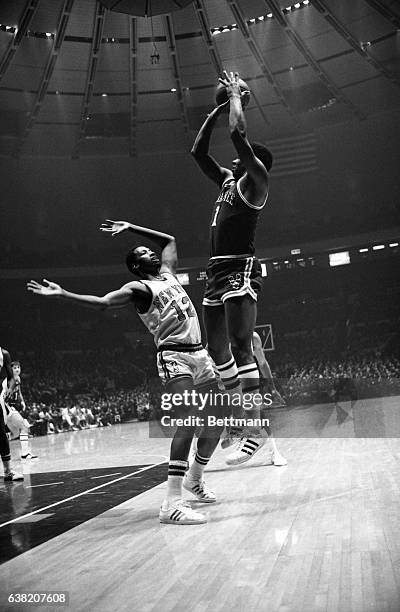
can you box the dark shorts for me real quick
[202,256,263,307]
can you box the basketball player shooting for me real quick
[191,70,273,465]
[27,220,225,525]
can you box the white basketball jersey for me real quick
[138,272,201,348]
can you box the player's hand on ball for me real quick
[27,279,63,297]
[219,70,242,98]
[100,219,131,236]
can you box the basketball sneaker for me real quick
[4,471,24,482]
[220,426,242,449]
[226,436,265,465]
[159,499,207,525]
[183,475,216,503]
[21,452,38,460]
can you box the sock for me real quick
[164,460,188,507]
[215,357,244,437]
[238,362,261,435]
[188,452,210,480]
[20,433,30,456]
[215,357,241,394]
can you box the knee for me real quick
[230,336,252,364]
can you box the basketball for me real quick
[215,78,250,111]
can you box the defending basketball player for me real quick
[0,347,24,481]
[27,220,224,525]
[191,70,273,465]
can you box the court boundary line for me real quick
[0,460,167,529]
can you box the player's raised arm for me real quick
[27,279,150,311]
[100,219,178,274]
[221,71,269,189]
[190,103,231,187]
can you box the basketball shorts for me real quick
[157,345,216,388]
[202,256,262,307]
[5,407,27,432]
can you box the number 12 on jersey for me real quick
[170,297,196,321]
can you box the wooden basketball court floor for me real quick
[1,396,400,612]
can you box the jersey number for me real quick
[171,297,196,321]
[211,205,221,227]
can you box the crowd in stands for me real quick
[274,353,400,406]
[17,385,158,437]
[8,343,400,438]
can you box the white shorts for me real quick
[6,407,27,433]
[157,347,216,388]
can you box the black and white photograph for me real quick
[0,0,399,610]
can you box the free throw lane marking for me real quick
[26,482,64,488]
[0,461,167,529]
[91,473,122,479]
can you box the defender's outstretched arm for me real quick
[100,219,177,274]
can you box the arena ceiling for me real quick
[0,0,399,159]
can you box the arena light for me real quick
[261,263,268,277]
[329,251,350,267]
[176,272,189,285]
[101,92,108,96]
[170,88,177,92]
[267,13,273,18]
[389,242,399,247]
[372,244,385,250]
[46,32,52,37]
[303,0,310,4]
[359,248,369,253]
[291,248,301,255]
[294,2,301,7]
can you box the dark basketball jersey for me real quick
[209,175,267,257]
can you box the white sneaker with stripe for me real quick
[183,476,216,503]
[226,437,265,465]
[159,499,207,525]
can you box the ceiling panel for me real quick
[0,0,27,25]
[322,53,380,87]
[0,0,398,158]
[29,0,65,33]
[65,0,97,37]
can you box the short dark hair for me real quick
[11,361,20,367]
[126,247,140,274]
[251,142,273,172]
